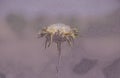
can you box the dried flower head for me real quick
[37,23,79,52]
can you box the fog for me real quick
[0,0,120,78]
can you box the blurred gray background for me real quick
[0,0,120,78]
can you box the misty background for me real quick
[0,0,120,78]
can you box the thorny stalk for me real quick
[56,42,61,78]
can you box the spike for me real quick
[45,39,48,49]
[57,42,61,53]
[65,36,72,47]
[69,36,74,43]
[50,34,53,45]
[47,41,51,47]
